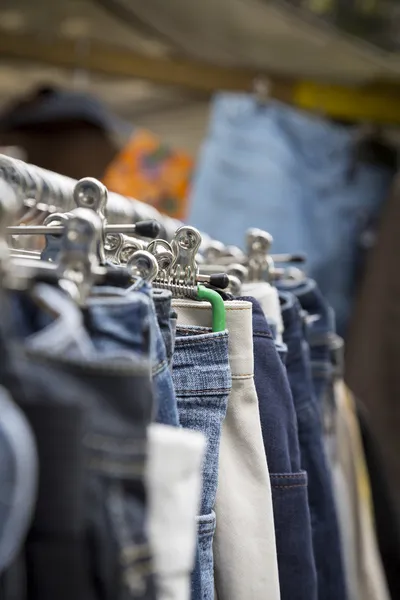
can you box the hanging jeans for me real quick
[280,291,348,600]
[85,284,180,427]
[240,295,317,600]
[277,278,335,406]
[6,282,157,600]
[172,326,230,600]
[189,94,395,336]
[173,300,280,600]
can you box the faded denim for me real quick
[152,290,175,367]
[242,296,317,600]
[280,291,348,600]
[189,93,394,335]
[85,285,180,427]
[172,327,231,600]
[4,283,157,600]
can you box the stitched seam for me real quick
[253,332,273,339]
[152,359,168,377]
[231,373,253,379]
[270,474,307,479]
[272,484,307,489]
[176,387,231,395]
[175,336,227,347]
[21,350,149,375]
[176,327,211,334]
[173,303,250,312]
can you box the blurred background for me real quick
[1,1,400,594]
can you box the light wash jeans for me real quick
[189,94,395,336]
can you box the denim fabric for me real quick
[0,385,38,574]
[85,285,180,427]
[277,278,335,406]
[189,94,394,335]
[241,296,317,600]
[241,296,301,472]
[172,327,231,600]
[152,290,175,367]
[4,283,157,600]
[0,348,101,600]
[280,292,348,600]
[39,353,157,600]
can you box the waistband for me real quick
[173,329,231,396]
[86,286,153,359]
[241,281,283,336]
[237,296,273,340]
[277,278,335,343]
[279,291,305,342]
[152,289,173,324]
[14,284,95,358]
[18,346,155,470]
[172,299,253,377]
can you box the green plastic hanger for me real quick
[196,284,226,332]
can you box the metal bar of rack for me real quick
[0,154,186,242]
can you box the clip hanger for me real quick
[153,225,227,332]
[56,208,106,304]
[127,250,159,283]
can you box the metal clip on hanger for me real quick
[127,251,159,283]
[246,228,274,282]
[8,178,162,265]
[117,237,145,265]
[0,180,21,281]
[147,239,175,279]
[154,226,226,332]
[57,208,106,304]
[41,211,74,262]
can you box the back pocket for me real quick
[270,472,317,600]
[196,511,216,600]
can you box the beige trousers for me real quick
[147,424,206,600]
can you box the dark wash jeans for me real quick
[173,327,231,600]
[280,291,348,600]
[241,296,317,600]
[2,283,157,600]
[277,278,335,407]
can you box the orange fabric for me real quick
[103,128,193,220]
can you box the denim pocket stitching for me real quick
[175,387,232,396]
[152,359,168,377]
[253,331,274,340]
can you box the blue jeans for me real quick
[5,283,157,600]
[189,94,394,335]
[0,386,37,575]
[277,279,335,405]
[172,327,231,600]
[85,284,180,427]
[280,291,348,600]
[242,296,317,600]
[152,290,175,367]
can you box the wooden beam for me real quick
[2,31,400,124]
[0,31,274,94]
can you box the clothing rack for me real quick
[0,155,186,242]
